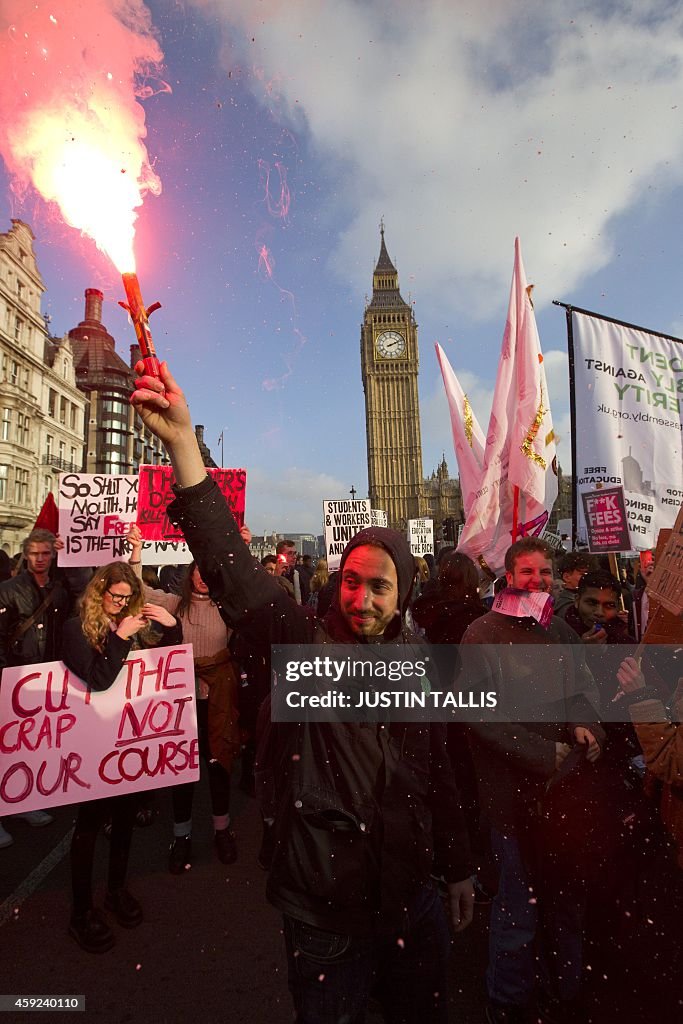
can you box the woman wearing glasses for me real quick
[62,562,181,953]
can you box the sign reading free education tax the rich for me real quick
[0,645,198,816]
[323,498,371,571]
[581,486,632,553]
[407,518,434,556]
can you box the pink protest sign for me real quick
[0,645,198,815]
[136,466,246,541]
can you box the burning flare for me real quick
[0,0,166,273]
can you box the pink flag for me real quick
[458,237,558,574]
[435,343,485,517]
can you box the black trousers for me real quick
[70,792,138,916]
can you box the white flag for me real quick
[458,237,558,573]
[435,343,485,517]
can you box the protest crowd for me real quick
[0,357,681,1024]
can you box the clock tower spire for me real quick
[361,225,425,529]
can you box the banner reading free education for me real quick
[571,310,683,549]
[0,645,198,815]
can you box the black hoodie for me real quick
[168,477,472,935]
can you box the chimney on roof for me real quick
[130,343,141,369]
[195,424,205,444]
[84,288,103,325]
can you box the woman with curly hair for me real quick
[63,562,181,953]
[127,526,241,875]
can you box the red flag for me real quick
[33,491,59,534]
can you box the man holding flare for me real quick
[131,360,474,1024]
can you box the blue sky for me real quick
[2,0,683,534]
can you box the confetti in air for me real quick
[0,0,168,272]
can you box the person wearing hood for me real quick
[131,360,474,1024]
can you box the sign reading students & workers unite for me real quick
[0,645,198,816]
[58,467,247,567]
[323,498,371,570]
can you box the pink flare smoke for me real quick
[0,0,167,273]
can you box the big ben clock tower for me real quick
[361,223,425,529]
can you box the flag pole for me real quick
[512,485,520,543]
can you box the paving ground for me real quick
[0,778,680,1023]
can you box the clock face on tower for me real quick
[376,330,406,359]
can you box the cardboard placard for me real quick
[323,499,372,571]
[137,466,246,541]
[0,645,198,815]
[408,518,434,556]
[58,473,138,566]
[646,505,683,616]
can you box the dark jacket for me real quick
[459,610,605,832]
[63,616,182,691]
[412,589,486,645]
[0,568,88,670]
[167,476,472,935]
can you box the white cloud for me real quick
[191,0,683,320]
[245,465,349,534]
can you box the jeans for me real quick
[284,882,451,1024]
[487,828,584,1007]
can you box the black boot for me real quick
[168,834,192,875]
[69,908,115,953]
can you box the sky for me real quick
[1,0,683,535]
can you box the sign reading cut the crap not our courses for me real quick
[0,645,198,817]
[581,486,632,554]
[323,498,371,570]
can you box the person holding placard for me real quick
[62,563,181,953]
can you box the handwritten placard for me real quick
[0,645,198,815]
[323,498,372,571]
[58,473,138,566]
[408,518,434,556]
[137,466,247,541]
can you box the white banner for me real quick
[0,645,198,815]
[572,312,683,549]
[323,498,372,570]
[408,518,434,556]
[370,509,388,527]
[57,473,193,566]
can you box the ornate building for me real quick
[361,225,426,529]
[0,220,85,552]
[423,455,463,533]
